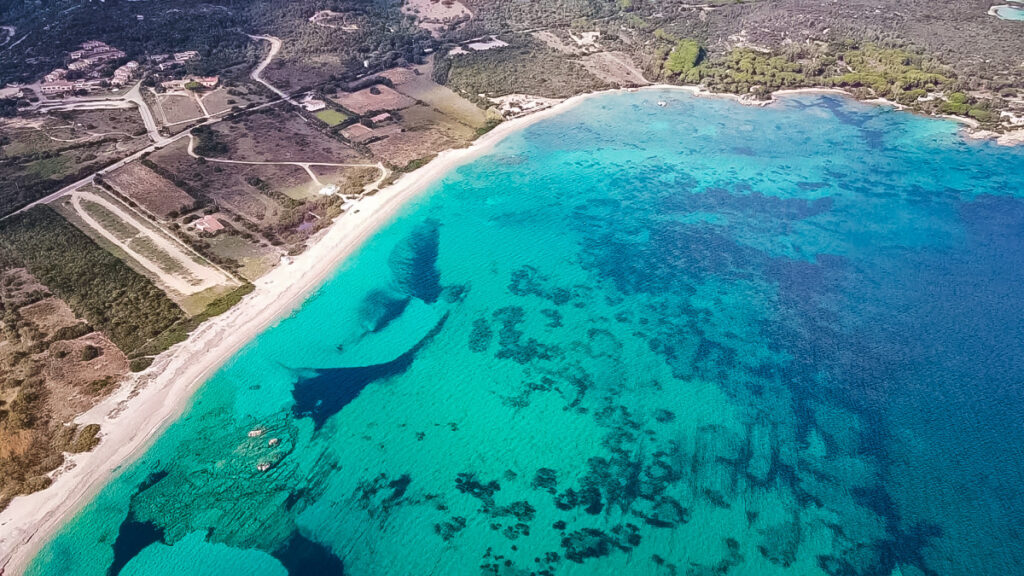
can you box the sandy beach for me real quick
[0,91,599,575]
[2,80,1021,575]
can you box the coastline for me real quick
[1,80,1020,575]
[0,90,595,575]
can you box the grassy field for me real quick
[211,104,366,163]
[315,108,349,126]
[102,162,196,220]
[382,59,488,129]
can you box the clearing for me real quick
[154,92,205,126]
[209,104,366,163]
[102,163,196,219]
[57,187,238,309]
[381,58,488,128]
[402,0,472,37]
[315,108,349,126]
[331,85,417,115]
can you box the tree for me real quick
[665,40,704,76]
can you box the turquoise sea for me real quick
[27,90,1024,576]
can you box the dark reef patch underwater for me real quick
[27,90,1024,576]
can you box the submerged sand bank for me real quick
[2,81,1019,575]
[0,92,599,575]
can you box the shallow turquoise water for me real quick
[27,91,1024,576]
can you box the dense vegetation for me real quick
[190,125,230,157]
[0,137,121,218]
[0,0,434,87]
[0,0,254,84]
[663,40,703,75]
[129,282,254,367]
[442,37,610,101]
[0,206,184,352]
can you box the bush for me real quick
[129,357,154,372]
[80,344,102,361]
[70,423,101,452]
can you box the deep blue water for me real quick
[26,90,1024,576]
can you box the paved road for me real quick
[33,82,167,145]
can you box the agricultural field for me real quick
[53,187,239,314]
[207,104,367,163]
[315,108,349,127]
[200,232,280,281]
[341,122,401,144]
[148,139,348,250]
[0,109,150,216]
[153,92,205,126]
[101,162,197,219]
[331,84,417,115]
[368,104,477,168]
[382,58,489,128]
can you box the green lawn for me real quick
[315,108,349,126]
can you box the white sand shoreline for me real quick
[2,80,1020,575]
[0,91,597,575]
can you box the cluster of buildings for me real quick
[159,75,219,91]
[40,40,134,96]
[41,77,104,95]
[67,40,126,71]
[112,61,140,86]
[152,51,200,71]
[37,40,208,97]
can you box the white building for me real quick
[302,95,327,111]
[112,62,138,85]
[40,81,75,95]
[44,68,67,82]
[173,50,199,63]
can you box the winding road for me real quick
[247,34,299,106]
[4,32,384,220]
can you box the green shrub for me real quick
[80,344,102,361]
[70,423,101,452]
[129,356,154,372]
